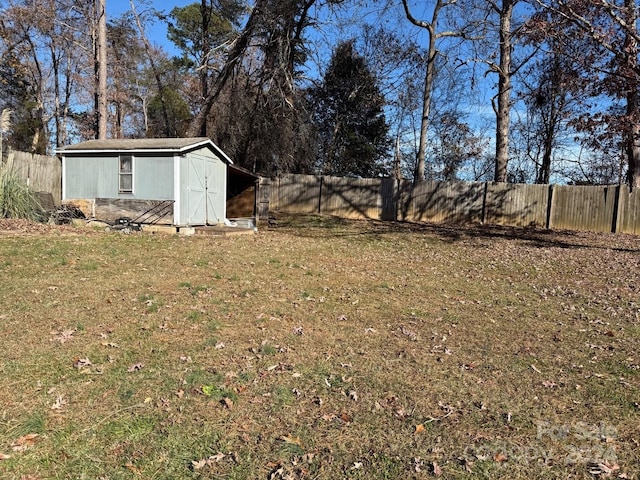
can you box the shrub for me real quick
[0,162,46,221]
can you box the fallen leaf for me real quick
[394,406,409,418]
[588,461,620,476]
[11,434,40,452]
[50,329,75,343]
[339,412,353,423]
[399,325,418,341]
[127,363,144,372]
[72,357,92,370]
[494,452,507,462]
[210,452,226,462]
[280,435,303,448]
[192,452,226,470]
[124,462,141,474]
[50,395,67,410]
[542,380,558,388]
[432,461,442,476]
[414,424,425,434]
[0,453,10,460]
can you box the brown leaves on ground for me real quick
[50,328,75,343]
[280,435,304,448]
[3,214,640,479]
[11,434,40,452]
[192,452,226,470]
[127,363,144,372]
[72,357,92,370]
[588,461,620,477]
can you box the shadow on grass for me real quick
[269,213,640,253]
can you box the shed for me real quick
[57,138,256,228]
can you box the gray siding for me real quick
[134,156,174,199]
[64,154,174,200]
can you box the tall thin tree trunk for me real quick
[401,0,445,185]
[624,0,640,189]
[494,0,514,183]
[96,0,108,139]
[200,0,210,104]
[415,43,436,184]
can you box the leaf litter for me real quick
[1,215,640,478]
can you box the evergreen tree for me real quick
[309,40,391,177]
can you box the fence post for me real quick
[546,184,554,230]
[481,182,489,224]
[317,176,323,214]
[612,184,623,233]
[395,178,400,221]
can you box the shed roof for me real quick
[57,137,233,164]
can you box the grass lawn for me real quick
[0,214,638,479]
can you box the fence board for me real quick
[321,176,382,219]
[484,182,549,227]
[550,185,616,233]
[408,180,485,223]
[276,174,322,214]
[6,150,61,204]
[257,173,640,236]
[617,185,640,235]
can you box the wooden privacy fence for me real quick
[268,174,640,235]
[4,149,61,204]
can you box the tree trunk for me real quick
[623,0,640,189]
[625,75,640,189]
[401,0,445,185]
[494,0,514,183]
[537,137,552,184]
[415,43,436,184]
[96,0,108,139]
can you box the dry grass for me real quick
[0,214,638,479]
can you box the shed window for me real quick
[119,155,133,193]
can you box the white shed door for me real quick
[187,157,207,224]
[205,158,223,225]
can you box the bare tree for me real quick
[401,0,472,183]
[0,0,89,150]
[512,45,579,184]
[533,0,640,188]
[129,0,172,137]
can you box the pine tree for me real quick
[309,41,390,178]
